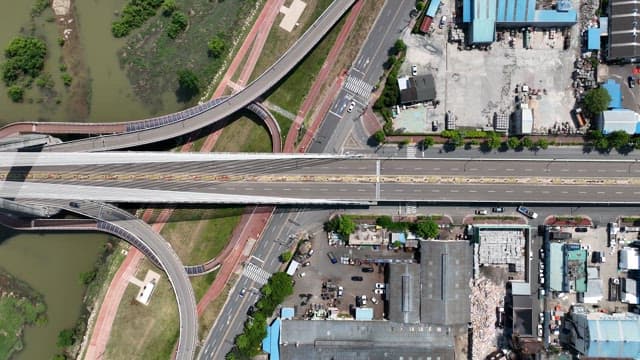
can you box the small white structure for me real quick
[622,278,639,304]
[286,260,300,276]
[137,280,156,305]
[619,247,640,270]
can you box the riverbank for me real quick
[0,267,47,359]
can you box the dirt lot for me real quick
[399,13,580,133]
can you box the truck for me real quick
[327,251,338,264]
[517,206,538,219]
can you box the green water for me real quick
[0,230,107,360]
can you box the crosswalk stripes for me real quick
[242,262,271,285]
[344,76,373,99]
[406,202,417,215]
[406,145,417,158]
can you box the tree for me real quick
[607,130,630,150]
[594,137,610,152]
[7,85,23,102]
[176,69,199,101]
[376,215,393,229]
[445,130,463,148]
[57,328,74,347]
[521,136,533,150]
[416,1,425,11]
[208,36,226,58]
[2,37,47,87]
[336,215,356,237]
[373,130,385,144]
[393,39,407,55]
[420,137,434,149]
[161,0,177,16]
[507,136,521,149]
[415,220,439,239]
[583,87,611,115]
[279,251,292,263]
[536,138,549,150]
[484,132,501,150]
[167,11,188,38]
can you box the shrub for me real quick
[57,328,74,347]
[166,11,188,39]
[207,36,226,58]
[7,85,24,102]
[61,72,72,86]
[2,37,47,85]
[176,69,199,101]
[161,0,177,16]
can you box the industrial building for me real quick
[619,246,640,270]
[548,242,587,293]
[622,277,639,304]
[462,0,577,44]
[565,308,640,358]
[509,107,534,136]
[474,226,529,273]
[397,75,437,105]
[607,0,640,62]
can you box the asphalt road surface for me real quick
[309,0,415,153]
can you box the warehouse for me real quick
[607,0,640,62]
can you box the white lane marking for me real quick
[431,190,440,193]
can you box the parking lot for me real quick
[283,230,392,319]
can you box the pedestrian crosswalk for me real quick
[344,76,373,99]
[243,262,271,285]
[406,145,417,158]
[406,202,417,215]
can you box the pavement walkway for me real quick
[284,0,364,152]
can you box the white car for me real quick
[375,283,386,289]
[298,272,306,278]
[374,288,384,295]
[371,297,378,304]
[347,101,355,113]
[337,286,343,297]
[411,65,417,76]
[361,295,367,305]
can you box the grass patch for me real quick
[161,207,244,264]
[198,274,237,340]
[266,14,345,114]
[620,216,640,224]
[191,270,218,302]
[213,115,273,153]
[104,260,179,360]
[473,216,521,221]
[119,0,261,109]
[272,111,292,144]
[250,0,333,81]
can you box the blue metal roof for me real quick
[281,307,294,320]
[533,9,577,24]
[355,307,374,321]
[262,318,281,360]
[426,0,441,18]
[463,0,471,22]
[587,28,601,51]
[602,79,622,109]
[586,315,640,358]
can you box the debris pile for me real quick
[470,277,505,359]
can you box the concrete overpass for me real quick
[3,152,640,204]
[6,0,356,152]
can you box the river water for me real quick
[0,2,169,358]
[0,229,107,360]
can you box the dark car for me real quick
[70,201,80,208]
[629,76,636,88]
[575,227,588,232]
[362,267,374,273]
[247,306,255,316]
[351,276,363,281]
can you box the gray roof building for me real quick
[279,320,455,360]
[388,263,421,324]
[420,239,473,326]
[510,295,533,336]
[399,74,436,104]
[608,0,640,62]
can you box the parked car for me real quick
[374,288,384,295]
[539,312,544,323]
[69,201,80,208]
[303,261,311,267]
[361,295,367,305]
[375,283,386,289]
[629,76,636,88]
[431,120,438,131]
[247,306,255,316]
[411,64,418,76]
[371,297,378,304]
[439,15,447,28]
[517,205,538,219]
[308,249,314,256]
[537,324,543,337]
[351,276,363,281]
[239,287,246,297]
[298,272,306,278]
[347,101,355,113]
[575,227,588,232]
[492,207,504,213]
[475,209,488,215]
[337,286,344,297]
[327,251,338,264]
[362,267,374,273]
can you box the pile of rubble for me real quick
[470,277,505,359]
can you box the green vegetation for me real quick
[31,0,50,17]
[176,69,200,101]
[0,268,47,359]
[166,11,188,39]
[7,85,24,102]
[507,136,521,149]
[279,251,292,263]
[79,269,98,285]
[324,215,356,237]
[61,72,72,86]
[420,137,434,149]
[416,1,426,11]
[230,272,293,358]
[588,130,633,152]
[373,42,405,134]
[482,131,502,151]
[207,35,226,58]
[111,0,164,38]
[161,0,177,16]
[415,219,439,239]
[583,87,611,116]
[376,215,440,239]
[373,130,386,144]
[36,72,54,88]
[57,328,75,348]
[2,37,47,85]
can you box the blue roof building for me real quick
[569,311,640,359]
[262,318,281,360]
[463,0,577,44]
[280,307,295,320]
[425,0,441,18]
[587,28,601,51]
[355,307,374,321]
[602,79,622,109]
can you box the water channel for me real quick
[0,229,108,360]
[0,1,182,358]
